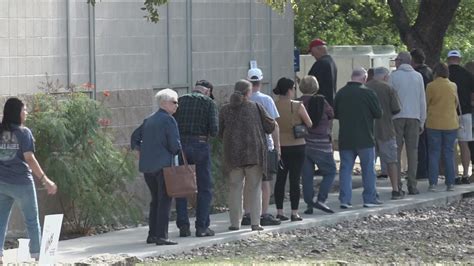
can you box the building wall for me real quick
[3,0,294,236]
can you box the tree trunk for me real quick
[388,0,460,67]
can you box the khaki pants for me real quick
[393,118,420,189]
[228,165,262,228]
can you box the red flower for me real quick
[103,90,111,97]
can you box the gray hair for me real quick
[373,67,390,80]
[155,88,178,107]
[397,51,412,65]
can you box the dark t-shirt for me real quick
[308,55,338,107]
[449,64,474,114]
[0,125,35,184]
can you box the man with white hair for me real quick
[173,80,218,237]
[366,67,403,199]
[335,67,382,208]
[389,51,426,195]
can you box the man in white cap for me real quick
[240,67,281,226]
[448,50,474,185]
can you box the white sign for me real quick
[39,214,63,265]
[250,60,257,69]
[17,238,31,262]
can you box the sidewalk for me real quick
[3,178,473,264]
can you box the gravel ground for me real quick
[141,197,474,265]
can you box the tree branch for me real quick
[387,0,411,44]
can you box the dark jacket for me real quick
[308,55,338,107]
[131,109,181,173]
[219,100,275,170]
[414,64,434,89]
[449,64,474,115]
[335,82,382,150]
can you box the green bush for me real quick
[26,90,140,235]
[210,137,228,208]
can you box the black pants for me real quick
[144,170,172,239]
[416,129,429,179]
[274,145,306,210]
[469,141,474,165]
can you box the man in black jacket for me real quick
[410,48,433,180]
[308,38,338,107]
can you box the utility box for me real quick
[296,45,397,147]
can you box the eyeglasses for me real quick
[171,101,178,105]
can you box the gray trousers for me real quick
[393,118,420,189]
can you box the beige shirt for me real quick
[275,99,306,146]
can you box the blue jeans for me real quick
[0,180,41,257]
[339,147,377,205]
[176,139,212,230]
[302,149,336,207]
[427,128,457,186]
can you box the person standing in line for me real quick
[335,68,383,208]
[308,38,338,107]
[241,68,281,227]
[219,80,275,231]
[465,61,474,181]
[298,75,337,214]
[410,48,434,181]
[273,77,312,221]
[425,63,459,191]
[131,89,181,245]
[447,50,474,185]
[0,98,57,263]
[389,51,426,195]
[172,80,219,238]
[366,67,404,200]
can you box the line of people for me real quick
[130,40,473,246]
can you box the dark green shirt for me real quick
[174,91,218,137]
[335,82,382,150]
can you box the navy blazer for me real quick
[131,109,181,173]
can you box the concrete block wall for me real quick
[3,0,294,236]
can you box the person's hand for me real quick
[44,179,58,195]
[419,127,424,135]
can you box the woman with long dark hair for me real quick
[273,77,312,221]
[0,98,57,263]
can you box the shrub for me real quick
[26,86,140,235]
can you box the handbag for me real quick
[267,149,279,174]
[163,151,197,198]
[291,101,308,138]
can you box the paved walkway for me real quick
[3,178,474,264]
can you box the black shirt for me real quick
[449,64,474,114]
[414,64,433,89]
[308,55,338,107]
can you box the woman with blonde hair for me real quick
[298,76,336,214]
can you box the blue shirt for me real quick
[131,109,181,173]
[250,91,279,150]
[0,125,35,185]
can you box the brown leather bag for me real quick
[163,151,197,198]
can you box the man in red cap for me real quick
[308,38,338,107]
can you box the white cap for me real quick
[447,50,461,58]
[247,68,263,81]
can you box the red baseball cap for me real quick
[308,38,327,52]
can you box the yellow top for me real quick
[425,77,459,130]
[275,99,306,146]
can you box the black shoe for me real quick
[241,213,251,226]
[156,238,178,245]
[314,169,323,176]
[408,187,419,195]
[377,174,388,179]
[314,201,334,214]
[455,177,463,185]
[340,203,352,209]
[391,191,404,200]
[303,207,313,214]
[179,226,191,237]
[260,214,281,226]
[290,214,303,221]
[276,214,289,221]
[251,225,264,231]
[228,226,239,231]
[146,236,157,244]
[461,177,471,184]
[196,227,215,237]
